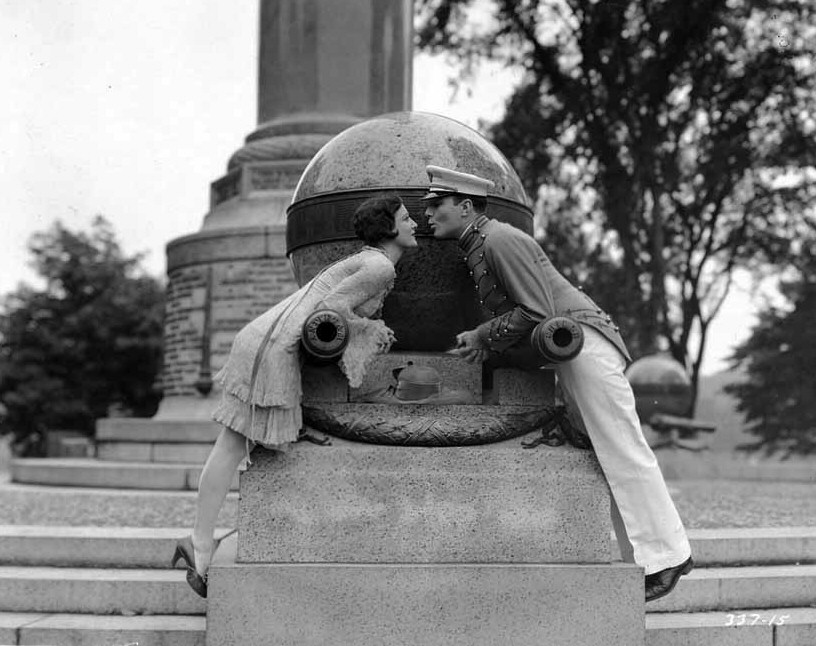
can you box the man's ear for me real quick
[459,198,473,218]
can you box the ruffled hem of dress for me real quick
[212,391,301,447]
[213,361,301,409]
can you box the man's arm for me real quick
[473,229,556,353]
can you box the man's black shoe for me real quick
[645,556,694,602]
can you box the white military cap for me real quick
[421,165,495,201]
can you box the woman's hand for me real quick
[377,328,397,352]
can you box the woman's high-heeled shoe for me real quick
[172,535,208,598]
[171,530,237,599]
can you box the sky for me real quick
[0,0,769,375]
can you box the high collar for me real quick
[458,214,490,250]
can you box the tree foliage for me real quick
[416,0,816,412]
[725,250,816,456]
[0,217,164,452]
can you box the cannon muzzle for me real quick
[531,316,585,363]
[301,309,350,363]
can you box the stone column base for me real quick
[208,535,644,646]
[207,438,644,645]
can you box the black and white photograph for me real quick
[1,1,815,644]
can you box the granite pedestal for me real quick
[207,436,645,645]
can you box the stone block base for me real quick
[208,550,644,646]
[490,366,555,405]
[238,441,611,564]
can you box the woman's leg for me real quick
[192,426,248,576]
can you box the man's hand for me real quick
[447,329,487,363]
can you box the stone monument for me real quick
[206,112,644,646]
[95,0,414,459]
[159,0,412,418]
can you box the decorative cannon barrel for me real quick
[286,111,534,352]
[530,316,585,363]
[300,309,349,363]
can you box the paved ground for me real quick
[0,476,814,529]
[669,479,816,529]
[0,481,239,528]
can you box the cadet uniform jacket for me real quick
[459,214,632,363]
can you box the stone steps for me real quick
[0,524,813,568]
[0,566,206,615]
[96,419,221,444]
[0,525,212,645]
[2,611,814,646]
[10,458,238,491]
[1,525,815,645]
[646,564,816,613]
[95,418,220,464]
[0,612,204,646]
[2,611,813,646]
[9,418,229,496]
[646,607,816,646]
[681,527,816,566]
[0,526,235,568]
[96,441,214,464]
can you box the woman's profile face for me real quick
[391,204,418,249]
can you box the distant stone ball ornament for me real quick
[531,316,585,363]
[625,353,692,421]
[286,111,533,352]
[300,309,349,363]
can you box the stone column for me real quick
[155,0,413,422]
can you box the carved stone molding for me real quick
[303,403,563,447]
[228,134,334,169]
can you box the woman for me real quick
[172,193,417,597]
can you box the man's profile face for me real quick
[424,196,466,239]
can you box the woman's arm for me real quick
[319,256,396,321]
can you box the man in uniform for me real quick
[422,164,693,602]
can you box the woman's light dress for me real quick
[212,247,396,447]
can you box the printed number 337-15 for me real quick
[725,614,789,626]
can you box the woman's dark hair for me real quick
[353,193,403,246]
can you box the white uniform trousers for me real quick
[555,325,691,575]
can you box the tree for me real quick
[0,217,164,453]
[725,247,816,456]
[416,0,816,413]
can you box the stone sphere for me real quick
[286,111,533,351]
[625,353,692,421]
